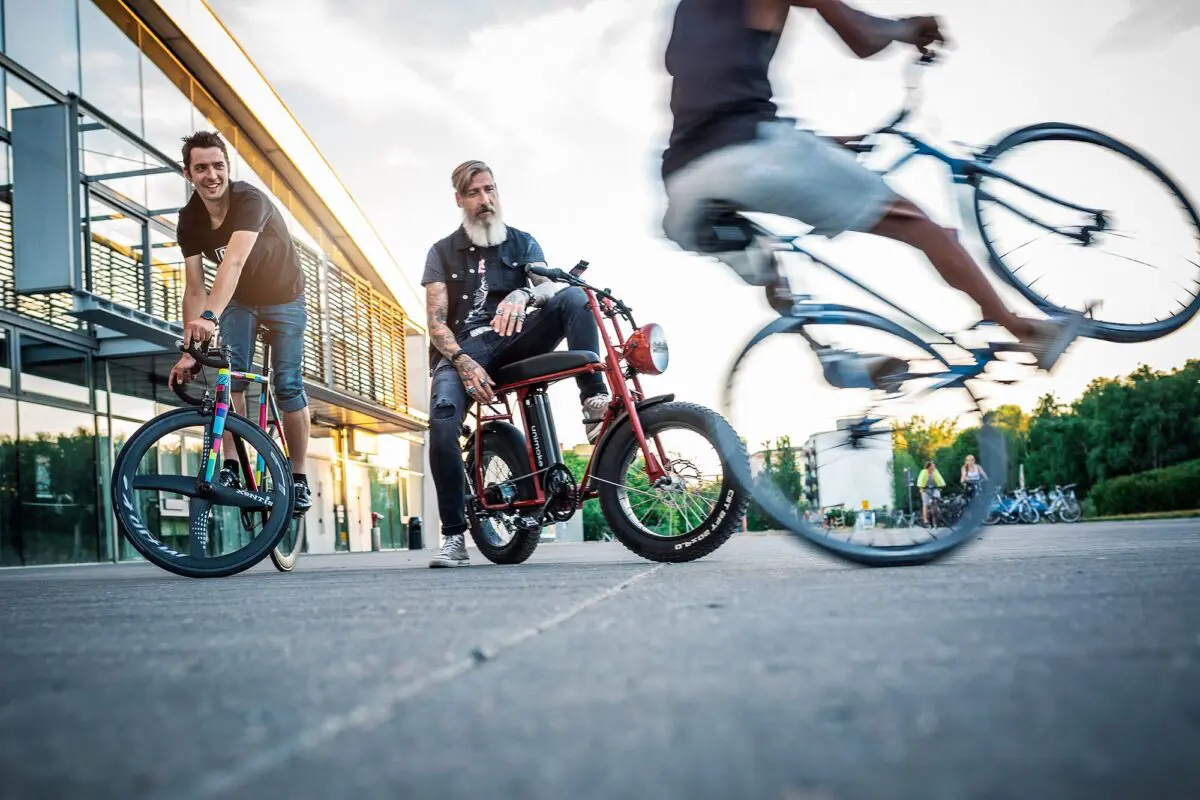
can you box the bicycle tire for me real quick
[465,428,543,564]
[721,312,1007,567]
[263,425,306,573]
[973,123,1200,343]
[594,401,750,563]
[112,408,295,578]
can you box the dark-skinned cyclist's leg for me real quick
[868,197,1042,342]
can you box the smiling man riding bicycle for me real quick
[660,0,1080,370]
[167,131,312,514]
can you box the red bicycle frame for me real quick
[471,287,672,513]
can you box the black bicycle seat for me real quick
[694,201,757,253]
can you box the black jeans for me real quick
[429,287,608,537]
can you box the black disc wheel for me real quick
[112,408,295,578]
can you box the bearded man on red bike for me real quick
[422,160,611,568]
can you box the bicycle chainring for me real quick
[543,464,578,523]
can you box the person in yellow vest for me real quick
[916,460,946,526]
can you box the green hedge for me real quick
[1087,459,1200,516]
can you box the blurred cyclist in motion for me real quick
[660,0,1080,370]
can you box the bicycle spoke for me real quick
[133,474,199,497]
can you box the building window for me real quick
[9,401,99,565]
[19,335,89,404]
[79,0,144,135]
[3,0,81,94]
[0,397,16,565]
[0,328,10,388]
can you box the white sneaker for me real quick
[582,394,612,444]
[428,533,469,568]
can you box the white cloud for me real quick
[217,0,472,126]
[1099,0,1200,52]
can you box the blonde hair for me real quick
[452,160,493,196]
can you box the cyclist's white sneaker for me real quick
[1004,304,1096,372]
[583,394,612,444]
[429,534,469,568]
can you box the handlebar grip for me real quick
[181,339,230,369]
[525,264,560,280]
[171,377,207,407]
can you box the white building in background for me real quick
[804,418,894,512]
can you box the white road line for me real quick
[182,564,665,799]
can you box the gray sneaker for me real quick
[428,533,470,568]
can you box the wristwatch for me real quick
[200,310,219,326]
[450,350,470,365]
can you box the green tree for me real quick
[892,415,958,466]
[892,449,918,511]
[745,436,806,531]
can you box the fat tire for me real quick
[594,402,750,563]
[466,431,543,564]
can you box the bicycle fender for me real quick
[589,394,676,462]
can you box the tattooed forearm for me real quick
[426,282,461,359]
[525,261,562,307]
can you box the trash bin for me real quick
[408,516,423,550]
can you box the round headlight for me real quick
[626,323,669,375]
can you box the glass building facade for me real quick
[0,0,428,567]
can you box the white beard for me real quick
[462,208,508,247]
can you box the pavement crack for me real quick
[181,564,664,799]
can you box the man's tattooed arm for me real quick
[426,282,461,360]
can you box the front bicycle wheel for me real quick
[974,123,1200,343]
[593,401,750,563]
[112,408,295,578]
[722,313,1008,567]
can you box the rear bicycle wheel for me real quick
[257,425,305,572]
[722,313,1008,567]
[465,429,544,565]
[1059,498,1083,523]
[112,408,294,578]
[974,123,1200,343]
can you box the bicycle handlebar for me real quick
[180,338,230,369]
[525,262,633,318]
[171,375,207,407]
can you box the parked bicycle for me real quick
[461,261,750,564]
[720,54,1197,566]
[111,328,306,578]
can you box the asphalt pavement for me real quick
[1,519,1198,800]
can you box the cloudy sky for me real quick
[208,0,1200,448]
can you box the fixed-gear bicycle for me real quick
[111,331,306,578]
[716,53,1198,566]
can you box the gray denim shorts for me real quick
[663,120,896,279]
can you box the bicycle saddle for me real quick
[493,350,600,388]
[694,201,756,253]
